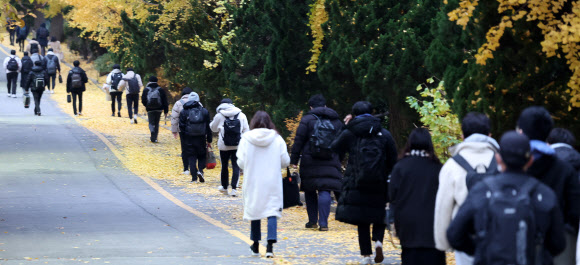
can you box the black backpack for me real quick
[37,27,49,39]
[18,26,26,38]
[146,87,163,109]
[453,154,499,191]
[184,107,206,136]
[309,114,338,160]
[476,177,543,265]
[70,69,83,89]
[110,72,123,91]
[30,43,39,54]
[354,131,387,188]
[21,57,32,72]
[6,57,18,71]
[124,76,140,94]
[31,71,45,91]
[222,113,241,146]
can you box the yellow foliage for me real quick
[306,0,328,74]
[284,111,303,148]
[448,0,580,107]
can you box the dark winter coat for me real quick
[141,83,169,114]
[526,154,580,230]
[330,116,398,225]
[178,101,212,157]
[389,156,442,248]
[552,144,580,175]
[25,65,48,92]
[36,26,49,46]
[447,171,565,265]
[290,107,344,192]
[66,67,88,93]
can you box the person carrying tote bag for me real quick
[236,111,290,259]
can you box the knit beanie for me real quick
[181,87,193,96]
[149,76,158,83]
[517,106,553,141]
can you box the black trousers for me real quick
[6,72,18,94]
[358,223,386,256]
[40,45,46,56]
[9,30,15,45]
[401,247,446,265]
[220,150,240,189]
[20,72,28,88]
[110,92,122,114]
[71,91,83,115]
[32,90,43,114]
[179,132,190,171]
[126,94,139,119]
[147,111,162,142]
[47,73,56,90]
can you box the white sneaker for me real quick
[218,186,227,194]
[182,170,190,175]
[7,94,10,97]
[78,112,82,116]
[11,94,16,98]
[361,256,372,264]
[228,189,237,197]
[130,119,135,124]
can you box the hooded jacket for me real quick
[105,69,124,93]
[117,71,144,95]
[236,128,290,220]
[330,116,398,225]
[433,133,499,251]
[25,39,40,54]
[3,55,21,73]
[209,103,250,151]
[141,82,169,114]
[551,143,580,174]
[170,87,193,133]
[44,51,60,74]
[290,107,344,192]
[66,66,88,93]
[447,171,565,264]
[36,23,49,46]
[25,65,48,92]
[178,100,212,156]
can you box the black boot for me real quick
[250,241,259,257]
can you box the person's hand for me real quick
[172,132,178,139]
[290,164,298,169]
[344,114,353,124]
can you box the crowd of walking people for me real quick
[6,28,580,265]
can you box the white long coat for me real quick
[236,128,290,221]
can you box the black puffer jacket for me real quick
[290,107,344,192]
[330,116,397,225]
[527,153,580,230]
[552,144,580,175]
[141,82,169,114]
[25,65,48,92]
[179,101,212,157]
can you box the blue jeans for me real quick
[250,216,277,242]
[305,190,331,227]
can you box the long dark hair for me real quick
[250,111,277,131]
[402,128,439,163]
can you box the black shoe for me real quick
[134,118,138,124]
[266,242,274,258]
[319,226,328,231]
[112,113,115,117]
[250,241,260,257]
[198,172,205,183]
[305,222,318,229]
[118,112,121,117]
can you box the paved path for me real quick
[0,57,266,264]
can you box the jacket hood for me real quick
[309,107,339,120]
[243,128,279,147]
[346,116,383,137]
[146,82,159,89]
[450,135,500,156]
[46,51,55,56]
[217,103,241,117]
[31,65,43,72]
[183,100,201,110]
[463,133,500,150]
[180,94,189,101]
[110,69,122,74]
[125,71,136,78]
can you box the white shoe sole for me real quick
[265,252,273,258]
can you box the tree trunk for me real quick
[49,14,64,41]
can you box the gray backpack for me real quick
[46,55,57,74]
[146,87,162,109]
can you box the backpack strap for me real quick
[486,156,498,173]
[452,154,476,173]
[517,178,538,198]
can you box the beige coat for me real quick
[170,94,189,133]
[433,134,499,251]
[25,40,40,53]
[48,41,64,60]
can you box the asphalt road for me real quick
[0,55,266,264]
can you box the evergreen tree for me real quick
[317,0,441,141]
[222,0,318,135]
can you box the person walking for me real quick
[3,49,21,98]
[36,23,49,56]
[178,92,212,182]
[24,60,48,116]
[210,98,250,197]
[448,131,566,265]
[433,112,499,265]
[289,94,343,231]
[547,128,580,174]
[141,76,168,143]
[15,24,28,52]
[29,47,45,71]
[389,128,445,265]
[330,101,398,265]
[118,68,143,124]
[66,60,88,116]
[171,87,193,174]
[105,64,124,117]
[20,51,32,94]
[517,106,580,265]
[236,111,290,258]
[25,38,41,55]
[44,48,60,94]
[7,19,16,46]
